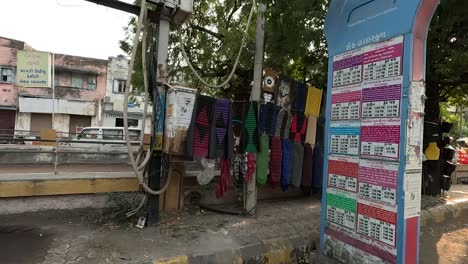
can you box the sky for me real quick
[0,0,134,59]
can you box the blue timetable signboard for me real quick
[320,1,439,264]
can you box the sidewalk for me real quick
[420,184,468,227]
[1,185,467,264]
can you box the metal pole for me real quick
[460,105,464,139]
[251,3,265,102]
[52,53,55,127]
[245,2,266,215]
[147,7,171,226]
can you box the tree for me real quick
[119,0,329,100]
[425,0,468,123]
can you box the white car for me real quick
[75,127,142,144]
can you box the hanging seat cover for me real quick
[244,101,259,153]
[256,133,270,185]
[270,136,282,187]
[275,108,292,139]
[281,139,293,192]
[290,111,308,143]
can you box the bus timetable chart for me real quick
[328,155,359,192]
[361,77,402,119]
[324,36,404,263]
[330,122,361,156]
[331,83,362,121]
[360,118,400,160]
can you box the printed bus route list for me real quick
[327,190,357,230]
[360,118,400,160]
[330,122,360,156]
[357,203,397,246]
[331,83,362,120]
[358,160,398,205]
[361,78,402,119]
[362,37,403,81]
[332,48,364,87]
[328,155,359,192]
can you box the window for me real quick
[1,67,14,83]
[115,118,138,127]
[113,79,127,93]
[103,129,123,140]
[128,130,141,141]
[78,128,100,139]
[88,76,96,90]
[71,74,97,89]
[71,76,84,88]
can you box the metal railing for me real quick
[0,129,149,172]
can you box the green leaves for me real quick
[120,0,329,99]
[427,0,468,105]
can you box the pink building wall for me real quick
[18,54,108,102]
[0,38,23,107]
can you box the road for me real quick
[420,217,468,264]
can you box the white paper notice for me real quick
[404,171,422,219]
[409,81,426,113]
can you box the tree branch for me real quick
[190,24,224,40]
[226,0,239,29]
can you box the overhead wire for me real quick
[125,0,257,199]
[123,0,173,196]
[176,0,257,89]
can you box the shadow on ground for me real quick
[419,214,468,264]
[0,226,53,264]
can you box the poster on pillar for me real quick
[321,1,438,264]
[323,36,403,264]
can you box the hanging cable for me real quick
[176,0,257,89]
[123,0,173,195]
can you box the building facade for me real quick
[0,36,152,138]
[0,36,109,137]
[0,37,33,136]
[16,53,108,137]
[103,56,151,133]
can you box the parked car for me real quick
[74,127,142,144]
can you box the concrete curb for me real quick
[152,234,319,264]
[420,199,468,227]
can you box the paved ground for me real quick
[0,196,322,264]
[421,184,468,208]
[1,185,467,264]
[420,217,468,264]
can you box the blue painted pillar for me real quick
[319,1,439,263]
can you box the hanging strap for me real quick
[193,95,215,159]
[281,139,293,192]
[305,115,317,145]
[291,142,305,188]
[269,105,279,136]
[244,101,258,153]
[259,103,271,134]
[301,143,314,193]
[295,82,308,112]
[275,108,292,139]
[245,153,256,182]
[270,136,282,187]
[290,111,308,143]
[216,158,232,198]
[232,154,246,185]
[256,133,270,185]
[214,99,231,158]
